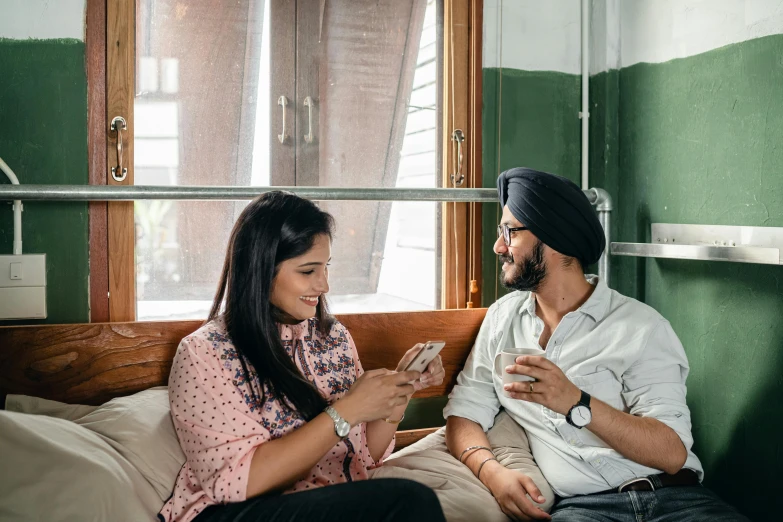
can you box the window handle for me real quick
[278,96,289,144]
[110,116,128,182]
[451,129,465,187]
[304,96,315,144]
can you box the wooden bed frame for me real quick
[0,308,487,449]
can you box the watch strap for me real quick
[566,390,592,428]
[324,406,341,423]
[578,390,592,408]
[324,406,349,438]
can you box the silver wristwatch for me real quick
[324,406,351,439]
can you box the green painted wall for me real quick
[480,33,783,518]
[613,34,783,520]
[481,68,581,305]
[482,33,783,518]
[0,39,89,323]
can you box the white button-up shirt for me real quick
[443,276,704,497]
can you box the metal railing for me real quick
[0,184,612,284]
[0,185,496,202]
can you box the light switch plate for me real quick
[0,254,47,319]
[10,262,22,279]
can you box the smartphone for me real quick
[403,341,446,373]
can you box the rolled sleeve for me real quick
[621,321,694,451]
[169,337,271,504]
[443,311,501,432]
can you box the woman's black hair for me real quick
[208,191,335,420]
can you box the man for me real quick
[442,168,747,521]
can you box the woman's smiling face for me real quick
[270,233,331,322]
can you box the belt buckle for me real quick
[617,477,655,494]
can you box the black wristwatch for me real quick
[566,390,592,429]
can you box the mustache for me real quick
[498,253,514,264]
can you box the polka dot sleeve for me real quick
[168,336,270,505]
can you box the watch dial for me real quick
[337,420,351,438]
[573,405,592,426]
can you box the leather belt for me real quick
[593,469,700,496]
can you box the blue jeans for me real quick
[551,486,749,522]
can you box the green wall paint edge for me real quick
[0,38,84,45]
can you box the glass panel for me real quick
[134,0,441,320]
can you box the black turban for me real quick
[497,167,605,266]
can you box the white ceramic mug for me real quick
[494,347,545,386]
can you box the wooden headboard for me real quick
[0,309,487,407]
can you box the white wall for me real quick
[621,0,783,67]
[589,0,620,74]
[484,0,783,75]
[0,0,85,40]
[484,0,581,73]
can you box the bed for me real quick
[0,309,489,522]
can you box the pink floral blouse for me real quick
[158,317,394,522]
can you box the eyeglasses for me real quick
[497,223,529,246]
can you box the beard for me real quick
[499,239,547,293]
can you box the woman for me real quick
[159,191,446,522]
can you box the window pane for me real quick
[134,0,441,320]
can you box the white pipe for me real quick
[0,156,23,255]
[580,0,590,190]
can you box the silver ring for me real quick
[529,382,534,393]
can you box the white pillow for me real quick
[0,410,162,522]
[6,387,185,502]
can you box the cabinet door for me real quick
[269,0,297,186]
[128,0,443,319]
[133,0,296,318]
[297,0,442,307]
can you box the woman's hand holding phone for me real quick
[335,369,419,425]
[336,343,446,425]
[396,343,446,391]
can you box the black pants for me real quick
[193,478,446,522]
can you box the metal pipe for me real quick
[587,187,613,285]
[0,183,615,285]
[580,0,590,190]
[1,184,614,205]
[0,185,499,202]
[0,156,23,255]
[598,210,610,285]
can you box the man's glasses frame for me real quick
[497,223,529,246]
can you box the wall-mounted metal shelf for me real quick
[611,223,783,266]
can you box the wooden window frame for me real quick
[88,0,483,321]
[442,0,482,309]
[86,0,109,321]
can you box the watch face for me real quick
[336,419,351,438]
[571,405,592,427]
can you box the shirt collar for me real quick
[517,275,610,322]
[518,292,537,317]
[277,317,311,334]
